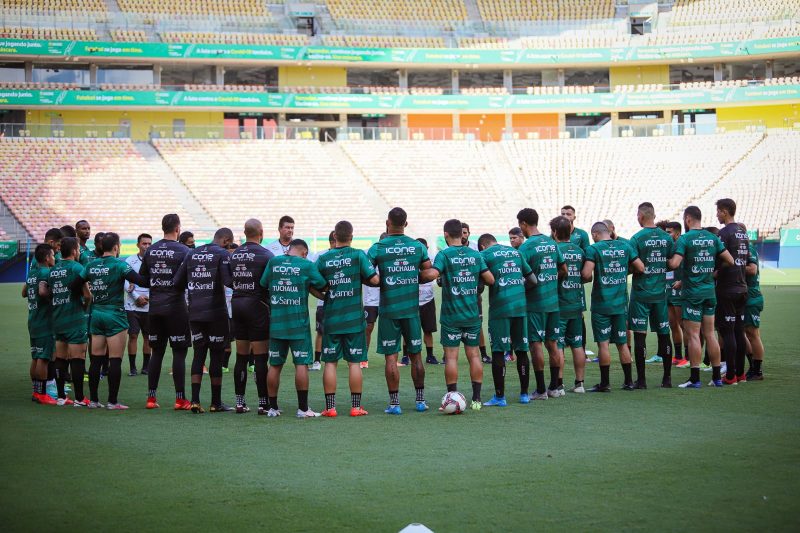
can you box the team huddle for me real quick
[24,200,766,417]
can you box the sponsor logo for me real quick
[492,250,518,258]
[447,333,461,341]
[384,276,416,286]
[381,340,396,347]
[644,239,668,247]
[231,251,256,261]
[349,348,363,355]
[601,326,612,335]
[208,335,226,343]
[326,257,352,268]
[274,265,301,275]
[271,295,301,306]
[188,281,214,291]
[88,266,110,276]
[450,256,476,266]
[149,249,175,258]
[631,318,646,325]
[691,239,717,247]
[386,246,417,255]
[601,248,627,258]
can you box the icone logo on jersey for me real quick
[89,266,110,276]
[193,253,215,262]
[644,238,668,247]
[450,256,476,266]
[274,265,301,275]
[149,249,175,258]
[492,250,518,258]
[601,248,626,258]
[692,239,716,247]
[563,252,582,261]
[386,246,416,255]
[326,257,352,268]
[231,251,256,261]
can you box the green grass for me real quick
[1,282,799,532]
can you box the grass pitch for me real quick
[0,281,798,532]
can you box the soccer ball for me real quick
[440,391,467,414]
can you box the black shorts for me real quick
[715,292,746,331]
[364,306,378,325]
[231,298,269,342]
[190,320,230,351]
[149,310,191,350]
[315,306,325,334]
[126,311,149,337]
[419,300,437,333]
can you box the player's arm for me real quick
[629,257,645,275]
[523,272,538,289]
[172,257,188,289]
[219,254,233,288]
[480,269,494,286]
[558,262,568,279]
[21,283,27,298]
[364,273,379,287]
[667,253,683,270]
[717,249,735,268]
[81,282,93,308]
[38,280,50,298]
[138,253,151,285]
[309,264,328,300]
[745,263,757,276]
[581,260,595,282]
[124,269,149,288]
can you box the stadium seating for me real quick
[694,131,800,237]
[325,0,467,26]
[116,0,271,18]
[110,29,148,42]
[0,138,197,239]
[0,81,81,90]
[476,0,614,22]
[0,0,106,14]
[160,31,308,46]
[152,139,387,237]
[0,27,99,40]
[669,0,800,25]
[323,35,446,48]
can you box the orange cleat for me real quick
[321,408,338,418]
[36,393,58,405]
[73,397,90,407]
[174,398,192,410]
[722,375,738,385]
[146,396,160,409]
[350,407,369,417]
[676,359,691,368]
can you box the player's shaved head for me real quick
[244,218,263,239]
[591,221,610,236]
[334,221,353,244]
[443,219,463,240]
[638,202,655,219]
[214,227,234,248]
[288,238,309,257]
[602,219,615,232]
[477,233,496,251]
[550,216,572,242]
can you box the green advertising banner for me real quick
[780,229,800,247]
[1,84,798,111]
[1,35,799,65]
[0,241,17,259]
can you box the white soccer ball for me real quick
[440,391,467,414]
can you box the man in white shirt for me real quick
[124,233,152,376]
[265,215,295,257]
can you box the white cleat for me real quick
[571,385,586,394]
[296,408,321,418]
[531,391,549,401]
[267,408,281,417]
[106,403,129,410]
[310,361,322,371]
[88,401,105,409]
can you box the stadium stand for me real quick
[151,139,387,237]
[325,0,467,26]
[0,0,107,14]
[160,31,309,46]
[669,0,800,25]
[476,0,615,22]
[110,29,148,42]
[0,27,99,40]
[323,35,446,48]
[116,0,271,18]
[0,138,198,239]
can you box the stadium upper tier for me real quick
[1,133,798,242]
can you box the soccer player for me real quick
[76,220,91,257]
[517,208,567,400]
[266,215,295,257]
[260,239,327,417]
[668,206,734,389]
[312,231,336,371]
[461,222,490,364]
[179,231,195,249]
[362,232,385,370]
[561,205,591,252]
[628,203,674,388]
[81,232,149,410]
[24,243,57,405]
[581,222,644,392]
[139,214,193,410]
[60,225,77,239]
[508,227,525,249]
[229,218,274,414]
[124,233,152,377]
[661,220,689,367]
[367,207,435,415]
[80,231,104,265]
[40,228,63,395]
[316,221,379,417]
[429,219,494,410]
[44,228,63,257]
[478,233,536,406]
[744,240,764,380]
[46,237,92,406]
[715,198,750,383]
[550,216,588,393]
[417,238,439,365]
[173,228,234,413]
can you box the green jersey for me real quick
[81,256,132,312]
[481,244,531,319]
[570,227,591,252]
[557,241,585,317]
[260,255,326,340]
[367,234,430,319]
[316,246,376,335]
[79,248,96,266]
[585,239,638,314]
[26,265,52,338]
[518,234,564,313]
[433,245,488,327]
[746,244,763,306]
[674,229,726,300]
[629,226,672,302]
[48,259,87,333]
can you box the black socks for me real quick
[107,358,122,404]
[491,352,505,397]
[515,351,530,394]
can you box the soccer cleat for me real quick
[359,361,369,369]
[46,382,57,399]
[470,400,482,410]
[701,363,712,372]
[621,383,635,391]
[519,393,530,404]
[415,401,429,412]
[321,408,338,418]
[190,402,205,414]
[531,391,549,401]
[296,408,321,418]
[384,404,402,415]
[590,357,599,363]
[720,362,728,375]
[146,396,160,409]
[571,385,586,394]
[174,398,191,410]
[585,349,595,356]
[221,366,230,374]
[398,356,410,367]
[661,378,673,388]
[248,365,255,373]
[258,406,269,415]
[425,355,440,365]
[481,355,492,365]
[678,380,701,389]
[209,403,234,413]
[235,403,251,414]
[587,384,611,393]
[633,380,647,390]
[736,374,747,384]
[141,368,148,375]
[484,396,507,407]
[676,359,691,369]
[55,396,72,406]
[88,401,105,409]
[708,379,723,387]
[267,408,282,417]
[645,355,662,364]
[722,376,738,386]
[747,372,764,382]
[310,361,321,371]
[546,388,561,398]
[128,368,138,377]
[106,403,129,410]
[73,397,90,407]
[672,357,683,366]
[350,407,369,417]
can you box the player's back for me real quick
[557,241,585,316]
[676,229,724,300]
[26,265,52,335]
[83,255,130,311]
[182,243,230,322]
[141,238,190,314]
[368,234,428,319]
[317,246,374,334]
[48,259,86,331]
[630,226,672,302]
[716,223,749,295]
[586,239,633,314]
[263,255,325,339]
[481,243,528,319]
[519,233,562,312]
[434,245,486,327]
[229,242,273,303]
